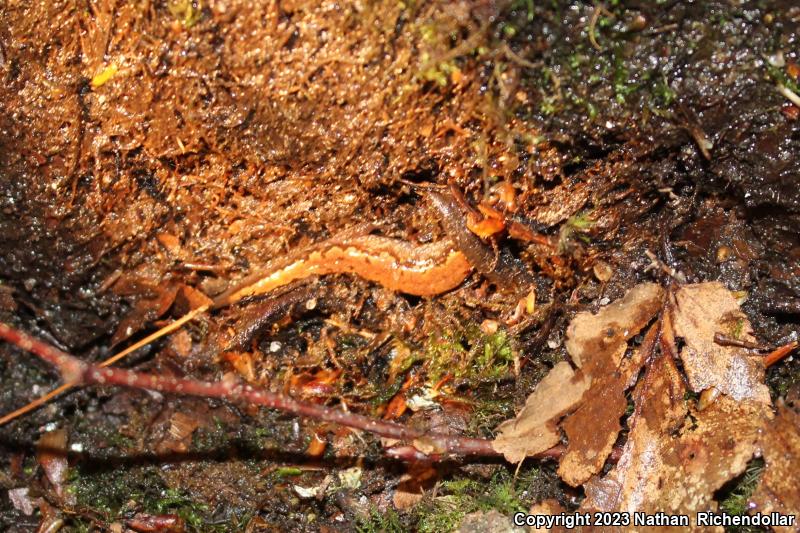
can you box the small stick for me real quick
[500,43,542,70]
[0,306,208,426]
[644,250,687,284]
[764,340,798,368]
[777,84,800,107]
[713,333,767,351]
[588,3,612,51]
[0,322,498,458]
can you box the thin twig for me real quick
[588,3,612,52]
[500,43,542,70]
[0,322,499,458]
[713,333,767,351]
[0,306,208,425]
[777,84,800,107]
[644,250,687,284]
[764,340,798,368]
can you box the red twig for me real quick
[764,340,798,368]
[0,322,500,459]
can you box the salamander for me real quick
[427,190,535,294]
[212,233,473,308]
[212,189,533,309]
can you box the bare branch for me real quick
[0,322,500,459]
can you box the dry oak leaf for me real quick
[672,282,770,403]
[174,284,213,313]
[493,282,663,464]
[750,406,800,533]
[581,352,688,526]
[527,500,570,532]
[565,282,663,377]
[645,398,769,530]
[558,322,659,487]
[582,358,770,532]
[492,361,589,463]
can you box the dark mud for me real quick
[1,1,798,531]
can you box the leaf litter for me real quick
[750,406,800,533]
[493,281,800,528]
[493,283,663,469]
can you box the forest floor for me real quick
[1,1,799,531]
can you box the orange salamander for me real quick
[212,234,473,308]
[212,190,534,309]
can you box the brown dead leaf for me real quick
[392,486,423,511]
[222,351,256,382]
[37,499,64,533]
[493,283,663,464]
[111,282,179,345]
[393,464,438,511]
[672,282,770,403]
[37,429,71,503]
[557,371,626,487]
[492,362,589,462]
[565,282,663,376]
[168,412,202,442]
[174,284,213,314]
[582,347,770,531]
[582,352,688,518]
[750,406,800,532]
[557,322,659,486]
[156,232,184,258]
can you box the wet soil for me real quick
[1,0,799,531]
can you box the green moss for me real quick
[420,57,461,87]
[566,210,595,231]
[417,497,466,533]
[510,0,535,22]
[69,464,177,520]
[167,0,203,28]
[356,507,404,533]
[476,330,515,379]
[467,395,516,434]
[718,459,765,533]
[191,417,233,453]
[414,469,541,532]
[765,60,800,94]
[652,76,676,107]
[152,488,210,529]
[730,317,745,340]
[612,47,638,104]
[67,463,247,532]
[424,326,515,383]
[540,96,558,116]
